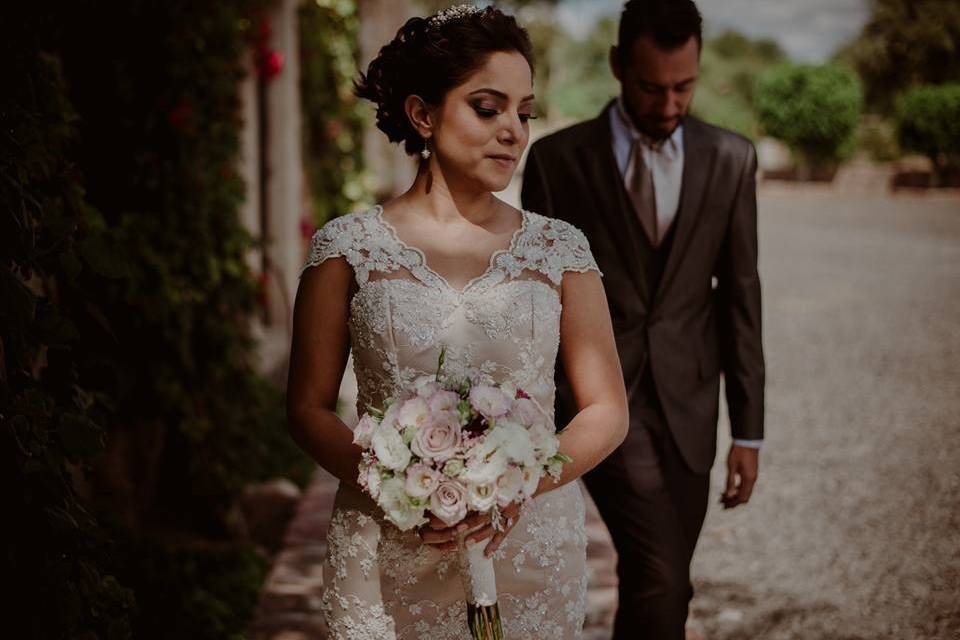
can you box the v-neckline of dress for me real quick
[373,204,529,297]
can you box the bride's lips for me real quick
[487,154,517,169]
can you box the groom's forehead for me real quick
[623,35,700,82]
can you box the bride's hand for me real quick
[418,502,522,558]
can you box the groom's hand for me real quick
[722,444,759,509]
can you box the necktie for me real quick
[625,138,659,247]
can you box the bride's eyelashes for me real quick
[471,104,539,123]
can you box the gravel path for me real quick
[690,188,960,640]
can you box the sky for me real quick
[556,0,872,62]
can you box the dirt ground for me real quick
[687,187,960,640]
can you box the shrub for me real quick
[755,63,863,172]
[859,115,901,163]
[895,83,960,180]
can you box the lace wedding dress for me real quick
[300,205,600,639]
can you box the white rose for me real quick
[365,464,382,500]
[371,424,412,471]
[411,414,462,462]
[378,477,428,531]
[428,389,461,414]
[471,426,507,460]
[528,421,559,458]
[466,482,498,512]
[459,450,508,486]
[499,421,537,466]
[380,401,401,431]
[495,464,524,507]
[353,413,379,448]
[414,375,442,398]
[405,463,440,499]
[430,479,468,526]
[397,397,431,430]
[469,385,512,419]
[520,465,542,499]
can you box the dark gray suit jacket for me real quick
[522,105,764,474]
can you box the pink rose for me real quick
[411,415,462,462]
[430,479,467,526]
[353,413,378,447]
[509,397,545,427]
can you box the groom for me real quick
[521,0,764,638]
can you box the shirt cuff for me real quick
[733,439,763,449]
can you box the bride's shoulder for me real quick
[300,206,385,278]
[514,210,600,283]
[521,210,590,248]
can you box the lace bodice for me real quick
[300,205,599,639]
[301,205,600,421]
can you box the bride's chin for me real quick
[474,172,514,193]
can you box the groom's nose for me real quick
[657,90,684,118]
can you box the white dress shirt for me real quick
[609,97,763,450]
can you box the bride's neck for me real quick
[403,159,498,226]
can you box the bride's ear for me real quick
[405,95,435,140]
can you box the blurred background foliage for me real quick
[3,0,318,637]
[300,0,372,228]
[754,63,863,169]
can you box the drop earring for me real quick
[420,147,431,160]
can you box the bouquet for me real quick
[352,353,571,640]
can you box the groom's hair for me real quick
[618,0,703,64]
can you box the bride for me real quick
[287,5,628,638]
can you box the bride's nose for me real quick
[496,113,524,145]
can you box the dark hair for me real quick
[618,0,703,65]
[355,6,534,155]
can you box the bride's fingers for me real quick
[483,506,522,556]
[483,530,505,557]
[464,525,495,546]
[420,521,467,545]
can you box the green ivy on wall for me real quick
[2,1,333,637]
[1,33,137,640]
[300,0,372,231]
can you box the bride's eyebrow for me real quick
[468,88,536,103]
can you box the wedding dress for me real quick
[300,205,600,639]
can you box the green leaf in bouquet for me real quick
[442,459,464,477]
[458,399,474,424]
[402,425,417,445]
[435,345,447,381]
[367,405,385,420]
[552,453,573,464]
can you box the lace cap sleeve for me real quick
[506,212,601,285]
[299,210,384,283]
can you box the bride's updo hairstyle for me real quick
[355,4,534,156]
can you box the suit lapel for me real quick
[654,117,717,306]
[576,103,649,304]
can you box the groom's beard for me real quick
[639,113,686,142]
[622,98,688,142]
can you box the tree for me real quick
[896,83,960,184]
[846,0,960,112]
[754,63,863,173]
